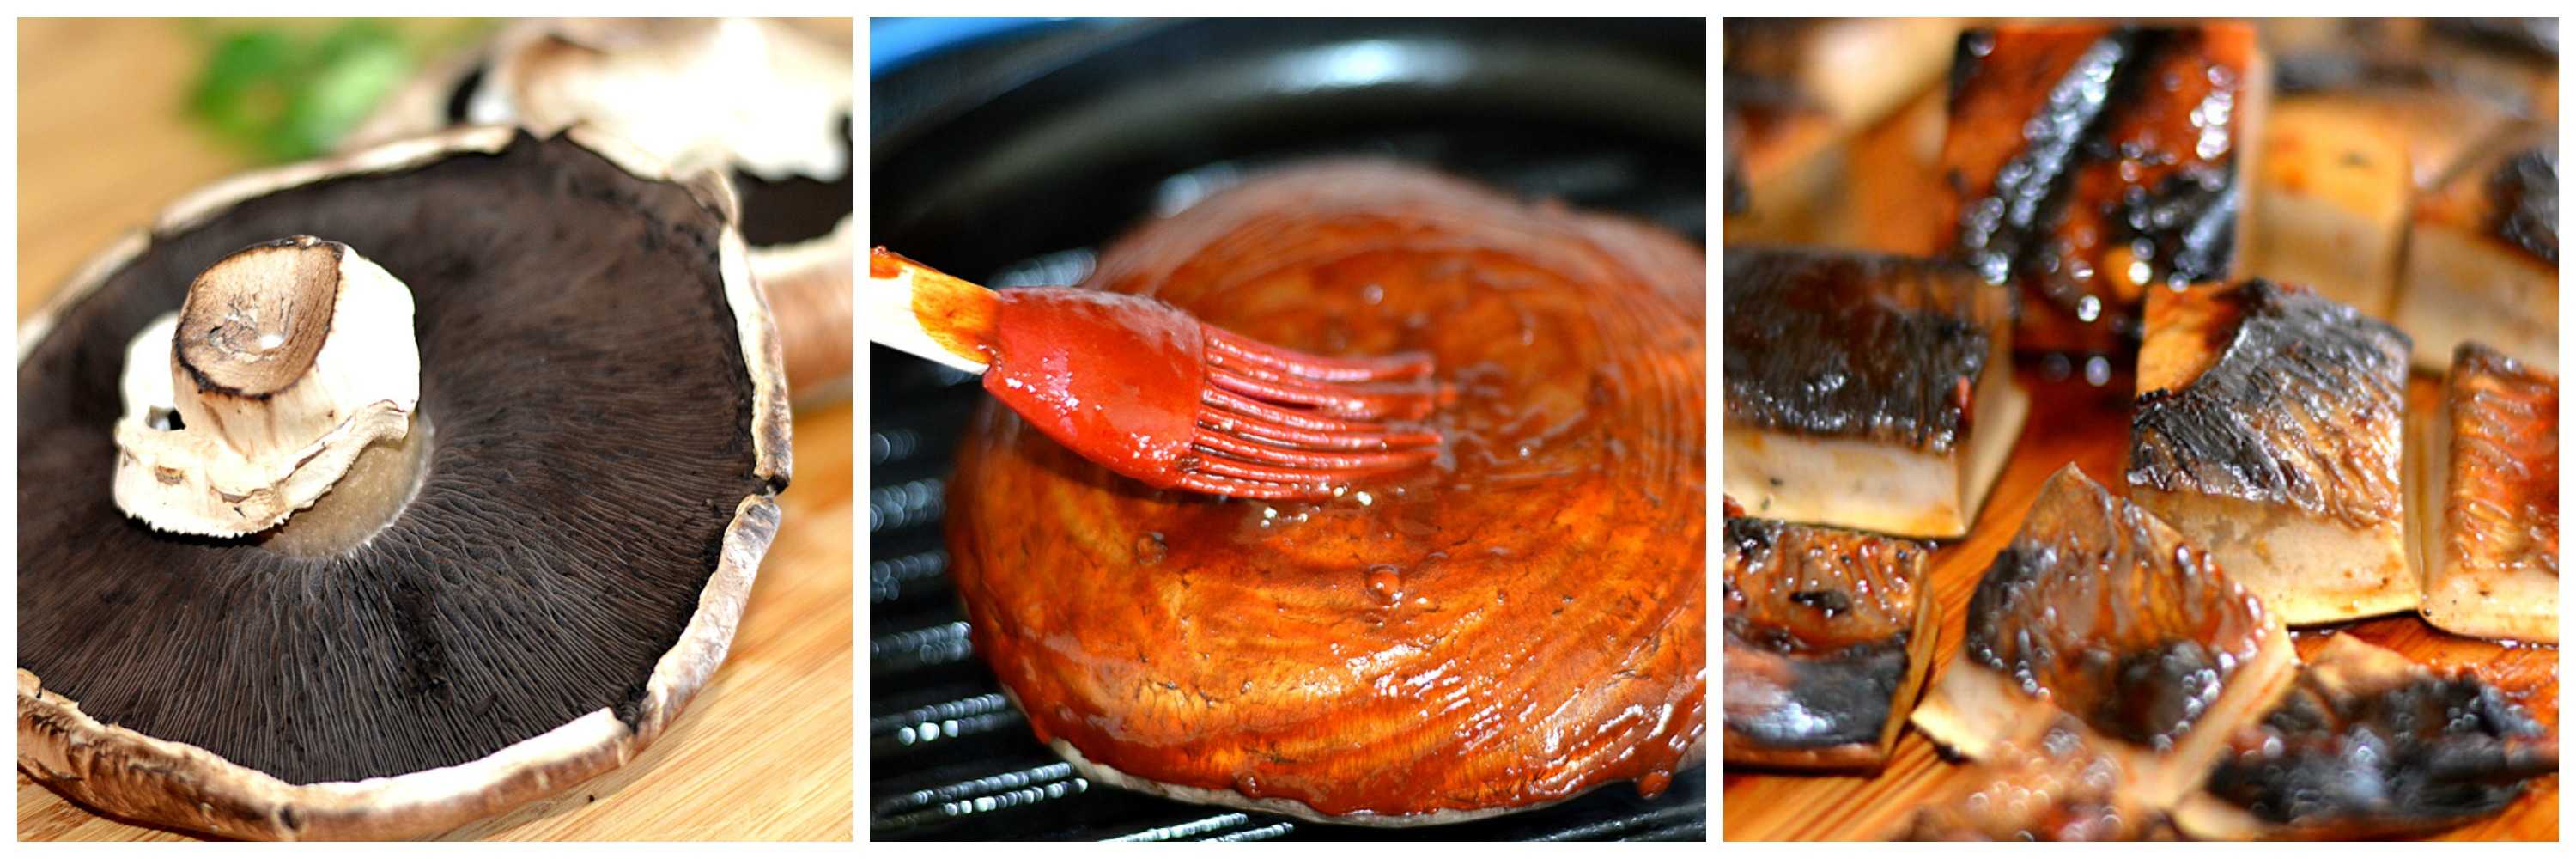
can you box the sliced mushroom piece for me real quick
[16,126,789,840]
[1719,18,1959,247]
[346,17,853,396]
[1912,465,2296,811]
[2127,279,2414,625]
[1722,500,1938,771]
[1935,23,2267,356]
[1722,247,2027,539]
[2413,342,2559,643]
[2175,636,2559,839]
[2240,95,2413,317]
[2391,128,2556,373]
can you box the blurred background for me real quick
[15,17,854,842]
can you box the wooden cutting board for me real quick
[1721,367,2560,841]
[15,18,854,842]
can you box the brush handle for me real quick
[865,247,999,375]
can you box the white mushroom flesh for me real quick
[473,17,850,182]
[112,236,421,537]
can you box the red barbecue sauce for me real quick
[982,289,1204,485]
[879,244,1205,484]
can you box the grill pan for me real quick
[869,17,1707,841]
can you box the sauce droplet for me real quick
[1365,564,1404,605]
[1132,532,1167,565]
[1637,771,1673,796]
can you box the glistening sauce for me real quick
[945,162,1707,819]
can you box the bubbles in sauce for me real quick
[1364,564,1405,606]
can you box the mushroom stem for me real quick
[112,236,424,539]
[258,411,435,557]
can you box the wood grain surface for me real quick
[15,18,854,841]
[1722,367,2561,841]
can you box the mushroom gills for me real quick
[941,161,1704,824]
[2127,279,2414,625]
[2174,636,2559,839]
[1722,503,1938,771]
[1722,247,2026,539]
[17,133,780,826]
[1911,465,2296,812]
[2412,342,2559,643]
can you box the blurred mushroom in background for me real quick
[348,17,854,401]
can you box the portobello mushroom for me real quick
[16,126,789,840]
[347,16,852,396]
[945,161,1704,825]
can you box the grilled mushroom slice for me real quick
[2175,636,2559,839]
[16,127,789,840]
[1722,18,1958,246]
[2414,342,2559,643]
[2263,63,2519,192]
[1935,22,2266,356]
[1912,465,2295,811]
[2391,128,2556,373]
[348,16,853,395]
[1722,500,1937,771]
[2263,18,2555,128]
[2241,96,2413,316]
[1722,77,1842,246]
[1722,18,1957,133]
[1722,247,2027,539]
[2127,279,2413,625]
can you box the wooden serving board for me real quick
[15,18,855,841]
[1722,367,2561,842]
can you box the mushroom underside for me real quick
[18,133,772,787]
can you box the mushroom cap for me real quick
[344,18,851,393]
[945,162,1706,825]
[16,126,790,840]
[345,18,851,247]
